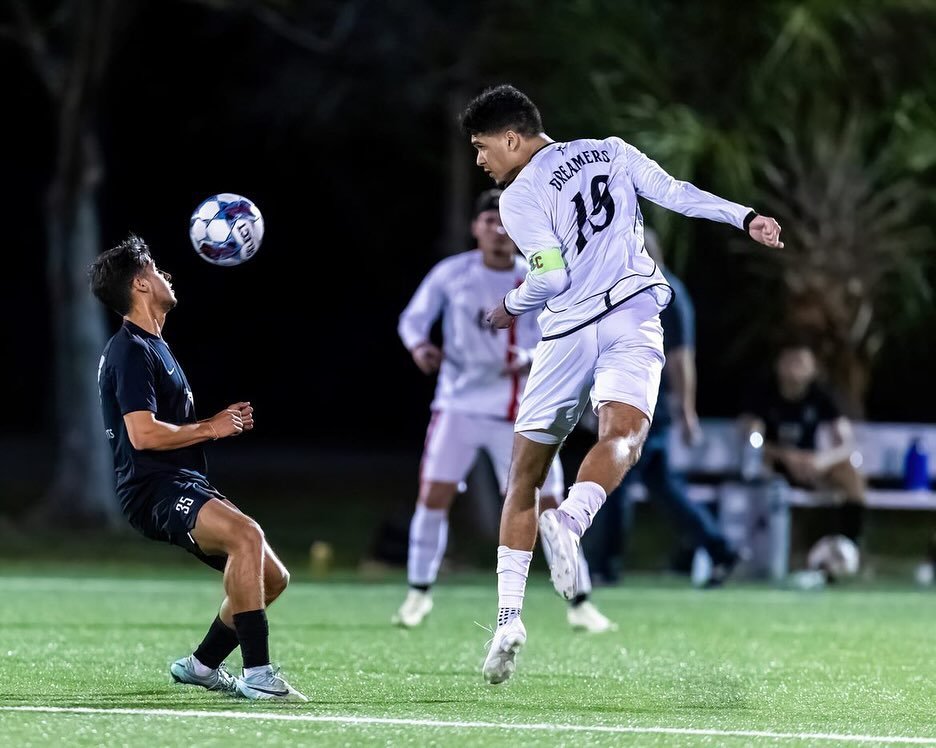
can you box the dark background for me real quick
[4,1,935,459]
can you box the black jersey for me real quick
[98,320,207,517]
[742,379,841,451]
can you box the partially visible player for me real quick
[462,85,783,684]
[90,235,305,701]
[395,189,614,634]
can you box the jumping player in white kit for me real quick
[395,189,615,634]
[461,85,784,684]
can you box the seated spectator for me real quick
[740,336,866,547]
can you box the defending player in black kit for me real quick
[90,234,305,701]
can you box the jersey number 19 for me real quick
[571,174,615,254]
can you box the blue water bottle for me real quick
[903,438,930,491]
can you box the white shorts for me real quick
[515,290,665,444]
[420,410,566,498]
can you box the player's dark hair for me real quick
[473,188,502,217]
[89,234,153,316]
[461,84,543,137]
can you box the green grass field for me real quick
[2,568,936,747]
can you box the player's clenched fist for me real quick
[748,215,784,248]
[207,407,244,438]
[230,401,254,431]
[485,300,515,330]
[411,342,443,375]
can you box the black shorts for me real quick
[130,476,229,572]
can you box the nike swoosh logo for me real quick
[242,684,289,697]
[166,367,175,376]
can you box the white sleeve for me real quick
[620,140,754,229]
[499,188,571,315]
[398,262,447,351]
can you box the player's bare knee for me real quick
[830,462,866,500]
[230,517,265,556]
[267,566,290,600]
[418,481,457,511]
[601,430,645,470]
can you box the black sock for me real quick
[233,609,270,669]
[570,592,588,608]
[410,584,430,593]
[839,500,865,544]
[193,615,239,670]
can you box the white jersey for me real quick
[398,250,540,419]
[499,137,754,339]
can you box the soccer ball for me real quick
[807,534,860,580]
[189,193,264,266]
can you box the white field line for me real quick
[1,706,934,744]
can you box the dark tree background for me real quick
[3,0,935,523]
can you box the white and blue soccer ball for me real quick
[189,193,264,266]
[807,534,860,580]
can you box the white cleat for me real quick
[482,616,526,685]
[567,601,618,634]
[235,665,308,702]
[392,589,433,627]
[538,509,580,600]
[169,656,237,693]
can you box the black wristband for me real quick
[502,297,518,317]
[743,210,758,232]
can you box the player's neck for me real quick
[125,306,168,338]
[502,133,553,185]
[480,253,514,271]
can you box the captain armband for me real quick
[527,248,565,275]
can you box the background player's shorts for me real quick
[421,410,566,498]
[515,289,665,444]
[130,476,229,572]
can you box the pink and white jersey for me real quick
[399,250,540,419]
[499,137,754,339]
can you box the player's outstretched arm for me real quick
[747,214,784,248]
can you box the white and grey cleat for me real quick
[392,589,433,628]
[170,656,237,693]
[538,509,580,600]
[235,666,308,702]
[567,601,618,634]
[481,616,527,685]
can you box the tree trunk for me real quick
[35,128,119,528]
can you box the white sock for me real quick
[576,547,593,596]
[190,655,214,676]
[407,505,449,587]
[243,664,271,678]
[558,481,607,538]
[497,545,532,612]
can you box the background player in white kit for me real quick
[461,85,784,684]
[395,189,615,634]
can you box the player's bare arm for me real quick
[813,416,857,472]
[124,402,252,450]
